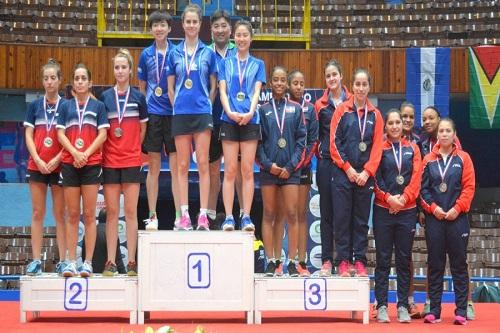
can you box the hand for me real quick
[72,151,87,169]
[46,156,61,173]
[418,211,426,227]
[35,157,50,174]
[387,195,404,212]
[445,207,459,221]
[433,206,447,220]
[238,112,254,126]
[270,163,283,176]
[228,111,243,123]
[396,194,407,207]
[278,168,290,180]
[346,167,358,183]
[356,170,369,186]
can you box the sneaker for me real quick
[144,216,158,231]
[377,305,390,323]
[354,260,368,277]
[196,215,210,231]
[127,261,137,276]
[55,261,67,275]
[174,215,193,231]
[275,260,284,276]
[221,216,236,231]
[338,260,351,277]
[424,313,441,324]
[397,306,411,323]
[62,262,78,277]
[79,261,93,277]
[467,301,475,320]
[26,260,42,276]
[287,261,299,277]
[408,302,421,319]
[265,261,276,277]
[102,261,117,276]
[297,261,311,277]
[319,260,332,277]
[240,216,255,232]
[422,300,430,316]
[454,315,467,325]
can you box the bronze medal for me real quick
[43,137,53,148]
[114,127,123,138]
[359,141,367,152]
[277,137,287,149]
[154,86,163,97]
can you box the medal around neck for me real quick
[75,138,85,149]
[184,79,193,89]
[359,141,367,152]
[154,86,163,97]
[396,175,404,185]
[277,137,287,149]
[439,182,447,193]
[114,127,123,138]
[236,91,245,102]
[43,137,53,148]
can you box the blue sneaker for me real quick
[221,216,236,231]
[62,262,78,277]
[26,260,42,276]
[240,216,255,232]
[79,261,93,277]
[55,261,67,275]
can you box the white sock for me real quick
[199,208,207,217]
[181,205,189,217]
[239,209,244,218]
[408,296,414,304]
[207,209,216,220]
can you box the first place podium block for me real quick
[20,274,138,323]
[138,231,254,324]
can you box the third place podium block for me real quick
[137,231,254,324]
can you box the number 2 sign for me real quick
[64,277,88,311]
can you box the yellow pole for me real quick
[303,0,311,49]
[114,0,118,31]
[96,0,105,47]
[129,0,132,32]
[289,0,292,35]
[246,0,249,17]
[144,0,148,32]
[259,0,263,33]
[274,0,277,34]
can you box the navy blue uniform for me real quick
[299,99,319,183]
[420,143,475,319]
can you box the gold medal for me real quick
[359,141,367,152]
[277,137,287,149]
[75,137,85,149]
[396,175,404,185]
[43,137,53,148]
[439,182,447,193]
[184,79,193,89]
[154,86,163,97]
[236,91,245,102]
[114,127,123,138]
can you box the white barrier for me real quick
[254,276,370,324]
[137,231,255,324]
[20,274,138,323]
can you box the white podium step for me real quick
[254,275,370,324]
[137,231,254,324]
[20,274,138,324]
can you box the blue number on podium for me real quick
[64,277,88,311]
[304,278,327,310]
[187,253,211,289]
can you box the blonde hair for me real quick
[113,48,134,78]
[41,58,62,80]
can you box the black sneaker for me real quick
[265,261,276,277]
[287,261,299,277]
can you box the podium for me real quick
[20,274,138,323]
[254,276,370,324]
[137,231,255,324]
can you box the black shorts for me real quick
[61,164,103,187]
[259,170,300,186]
[142,114,176,154]
[209,124,223,163]
[103,166,142,184]
[219,122,261,142]
[299,167,312,185]
[26,169,61,186]
[172,114,213,136]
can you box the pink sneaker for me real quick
[196,215,210,231]
[454,315,467,325]
[354,260,368,277]
[175,215,193,231]
[319,260,332,277]
[424,313,441,324]
[338,260,351,277]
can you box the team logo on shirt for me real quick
[265,111,272,116]
[404,152,413,156]
[191,63,198,71]
[452,163,462,168]
[285,106,295,113]
[367,120,374,125]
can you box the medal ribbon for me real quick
[391,141,403,176]
[237,54,249,93]
[76,96,90,134]
[271,98,287,136]
[114,86,130,127]
[437,154,453,184]
[357,104,368,143]
[43,95,60,134]
[183,41,199,80]
[155,43,168,86]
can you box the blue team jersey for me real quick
[219,55,266,125]
[137,40,175,116]
[167,40,218,115]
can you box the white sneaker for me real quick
[144,217,158,231]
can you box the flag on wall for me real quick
[469,46,500,129]
[406,48,450,127]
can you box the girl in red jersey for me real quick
[420,118,475,325]
[24,59,68,275]
[100,49,148,276]
[373,109,422,323]
[56,63,109,277]
[330,68,384,277]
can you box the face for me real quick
[211,17,231,45]
[289,73,305,100]
[113,56,131,85]
[271,69,288,97]
[437,121,455,146]
[352,72,370,103]
[73,68,91,95]
[385,112,403,141]
[325,65,342,92]
[234,25,252,53]
[422,108,440,135]
[151,21,171,42]
[401,106,415,133]
[42,67,60,95]
[182,11,201,38]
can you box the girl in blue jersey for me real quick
[56,63,109,277]
[219,20,266,232]
[257,66,306,277]
[167,4,217,231]
[24,59,67,275]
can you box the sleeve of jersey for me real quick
[56,103,67,130]
[257,60,266,84]
[453,152,476,214]
[402,143,422,205]
[218,59,227,82]
[363,110,384,177]
[420,158,438,214]
[166,51,175,77]
[96,102,110,129]
[285,108,307,173]
[374,164,390,203]
[23,101,36,128]
[209,50,218,76]
[255,108,272,171]
[329,106,351,171]
[137,51,147,81]
[304,106,319,167]
[139,94,149,122]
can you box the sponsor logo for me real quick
[309,194,321,217]
[309,220,322,244]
